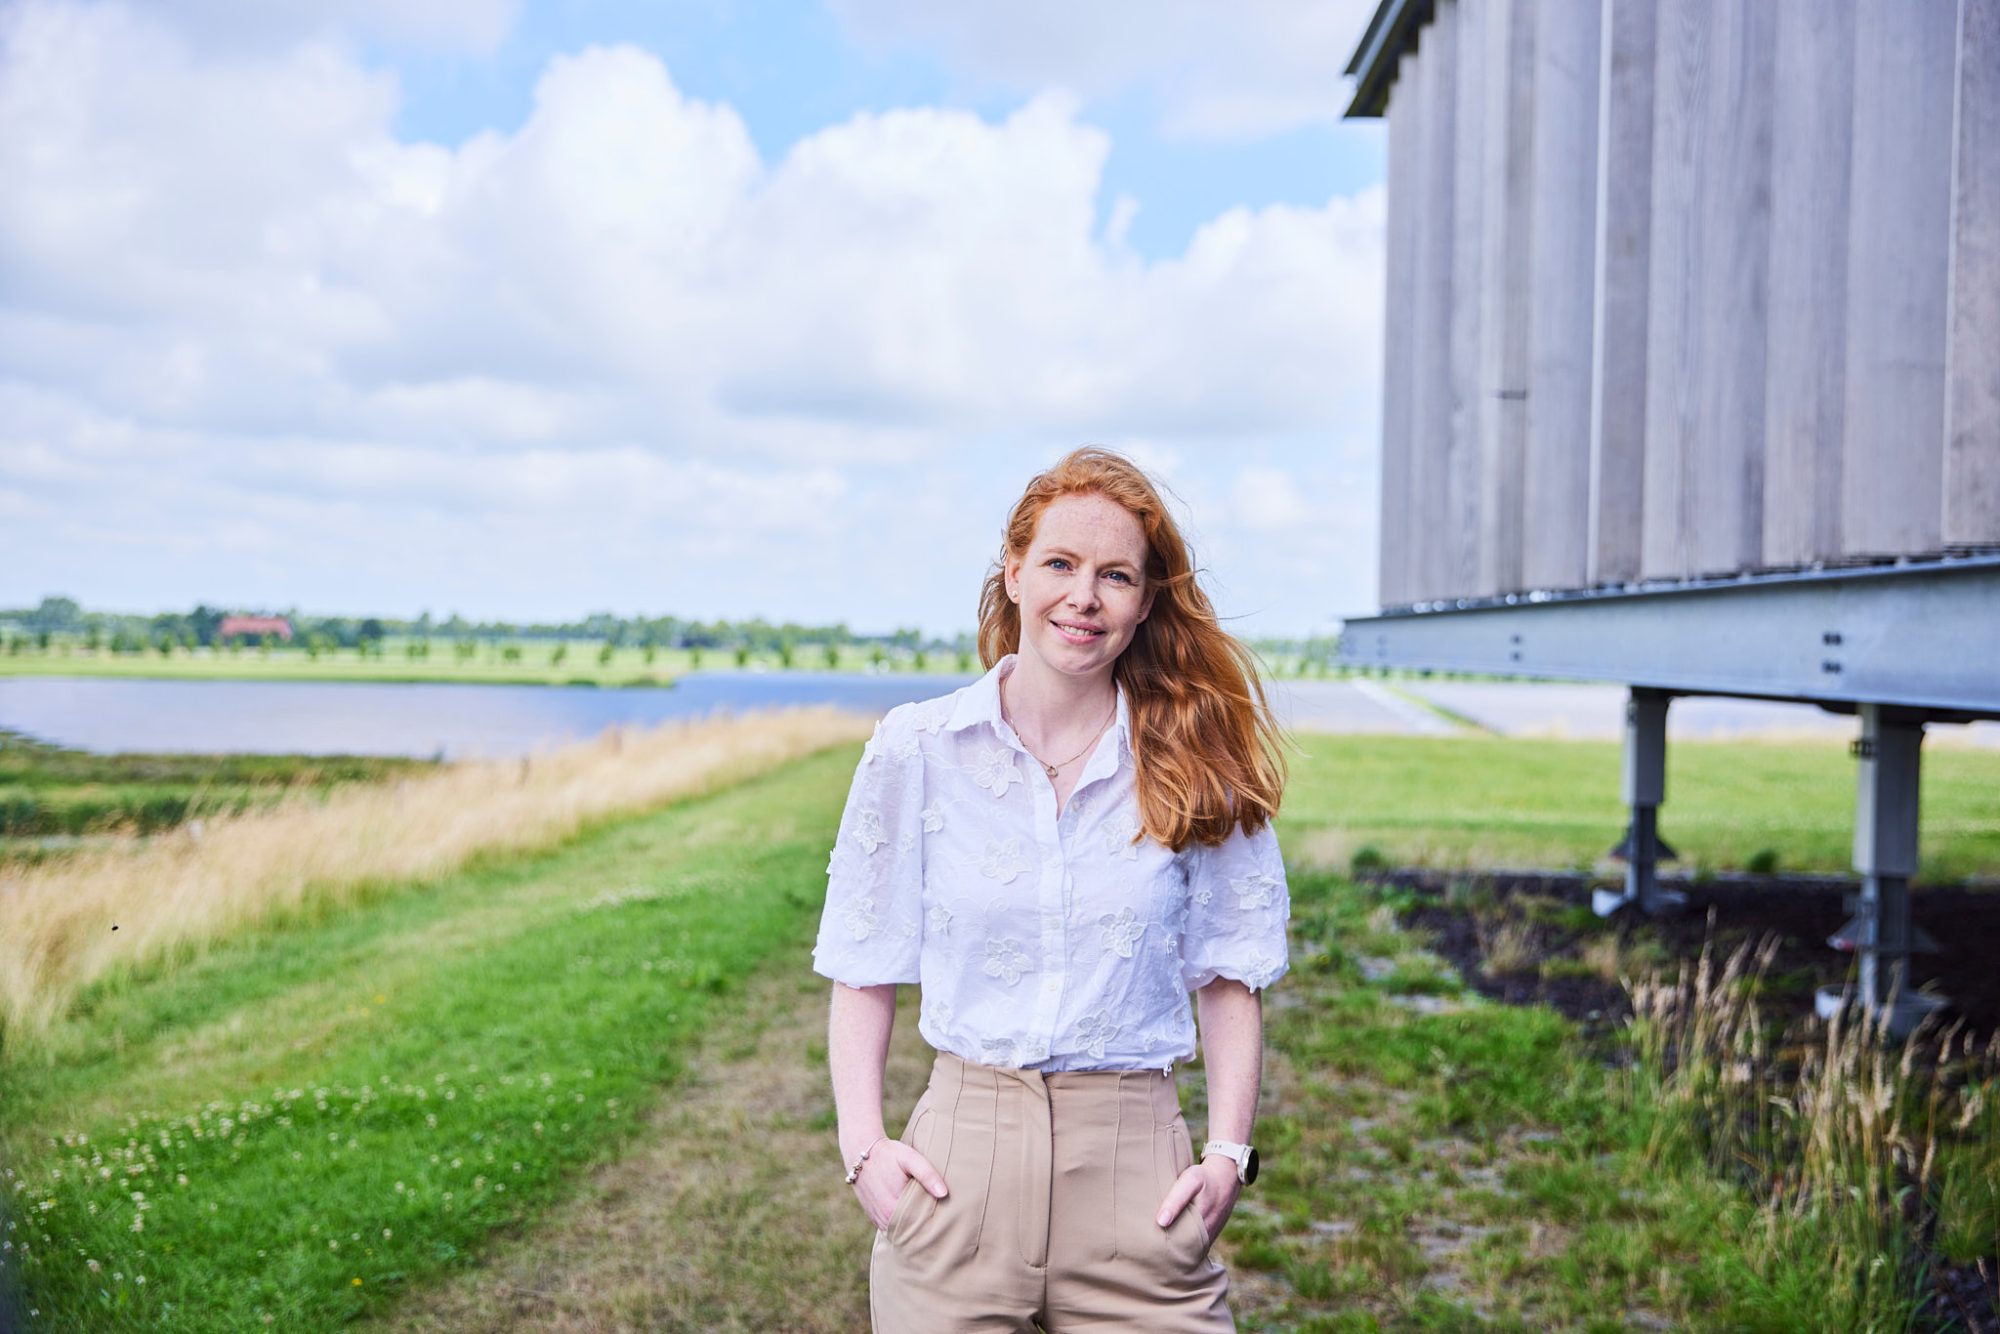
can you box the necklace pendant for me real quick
[1043,761,1059,779]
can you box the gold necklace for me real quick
[1000,675,1116,778]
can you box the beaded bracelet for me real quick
[843,1134,890,1185]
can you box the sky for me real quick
[0,0,1388,640]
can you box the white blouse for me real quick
[811,653,1291,1073]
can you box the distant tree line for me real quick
[0,594,1344,665]
[0,595,962,657]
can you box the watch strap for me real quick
[1201,1139,1254,1183]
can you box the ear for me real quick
[1002,554,1021,601]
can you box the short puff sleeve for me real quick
[811,705,927,988]
[1177,816,1290,994]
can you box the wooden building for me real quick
[1340,0,2000,1032]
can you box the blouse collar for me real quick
[944,652,1132,758]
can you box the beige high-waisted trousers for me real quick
[869,1051,1234,1332]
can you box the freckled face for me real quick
[1004,492,1156,674]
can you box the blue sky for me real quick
[1,0,1388,638]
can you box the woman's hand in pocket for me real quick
[1155,1155,1241,1243]
[853,1141,949,1230]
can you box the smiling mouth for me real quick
[1052,621,1105,642]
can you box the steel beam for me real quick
[1336,554,2000,719]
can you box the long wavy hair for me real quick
[976,446,1289,852]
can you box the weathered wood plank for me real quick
[1445,0,1487,598]
[1945,0,2000,546]
[1588,0,1656,585]
[1841,0,1957,558]
[1476,0,1534,597]
[1409,18,1459,602]
[1762,0,1855,567]
[1524,0,1602,591]
[1379,58,1421,608]
[1642,0,1774,579]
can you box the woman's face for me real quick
[1004,492,1156,678]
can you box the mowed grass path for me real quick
[5,735,1996,1329]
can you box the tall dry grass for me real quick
[1625,928,2000,1328]
[0,707,871,1059]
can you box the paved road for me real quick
[1405,680,2000,747]
[1271,678,2000,748]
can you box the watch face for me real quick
[1243,1146,1260,1185]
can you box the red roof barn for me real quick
[218,615,293,642]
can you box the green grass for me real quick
[0,743,860,1330]
[1280,734,2000,883]
[5,730,1997,1330]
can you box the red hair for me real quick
[977,446,1288,851]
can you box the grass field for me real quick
[0,641,969,689]
[2,731,1995,1329]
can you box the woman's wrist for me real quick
[839,1124,889,1164]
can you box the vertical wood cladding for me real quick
[1475,0,1535,598]
[1841,0,1957,559]
[1366,0,1988,607]
[1524,0,1602,590]
[1588,0,1656,586]
[1763,0,1855,567]
[1945,0,2000,546]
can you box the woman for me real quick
[813,446,1291,1331]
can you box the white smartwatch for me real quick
[1201,1140,1259,1185]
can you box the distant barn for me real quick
[1339,0,1999,1032]
[218,615,294,642]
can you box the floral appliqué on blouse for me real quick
[971,745,1024,798]
[983,937,1032,985]
[980,837,1031,884]
[1098,907,1146,958]
[1234,872,1281,911]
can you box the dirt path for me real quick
[377,952,934,1332]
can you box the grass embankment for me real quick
[4,733,1996,1329]
[0,729,427,864]
[0,709,868,1052]
[0,734,869,1329]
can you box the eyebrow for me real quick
[1043,546,1138,572]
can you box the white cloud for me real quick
[0,1,1386,632]
[146,0,519,54]
[826,0,1382,140]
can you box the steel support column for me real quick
[1818,704,1945,1037]
[1595,688,1688,917]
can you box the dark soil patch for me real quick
[1368,867,2000,1043]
